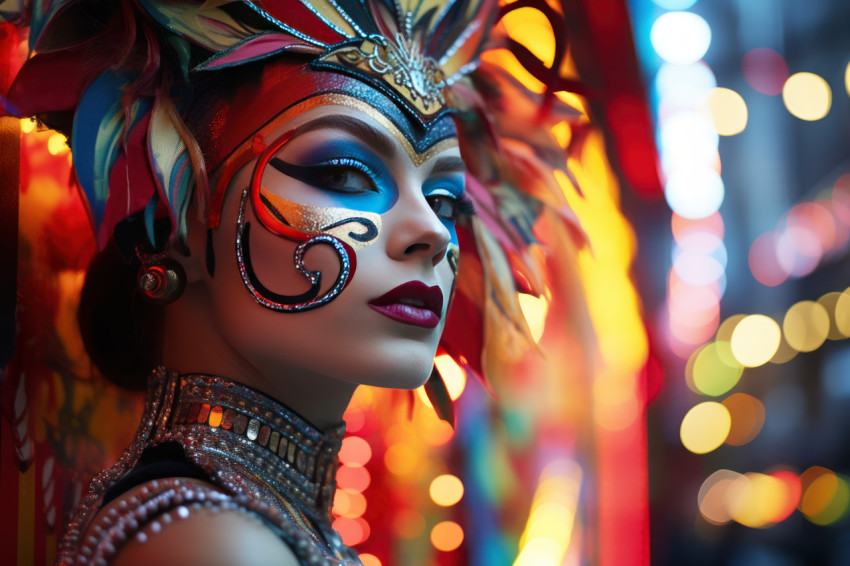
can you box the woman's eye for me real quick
[317,165,376,193]
[427,194,460,221]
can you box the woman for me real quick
[3,0,580,564]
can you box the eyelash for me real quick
[427,192,475,221]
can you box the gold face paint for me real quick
[259,188,381,251]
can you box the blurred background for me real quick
[625,1,850,564]
[3,1,850,565]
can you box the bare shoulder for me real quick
[84,478,301,566]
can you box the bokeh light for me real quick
[656,62,717,108]
[337,464,371,492]
[698,469,740,524]
[433,354,467,401]
[339,436,372,467]
[691,341,742,397]
[518,293,549,343]
[742,48,789,95]
[430,521,464,552]
[721,393,765,446]
[393,509,426,539]
[730,315,781,367]
[333,516,370,546]
[705,87,747,135]
[783,300,829,353]
[358,554,382,566]
[817,292,846,341]
[651,0,697,10]
[726,472,790,528]
[799,468,850,526]
[384,442,417,476]
[429,474,464,507]
[680,402,731,454]
[748,231,788,287]
[665,167,725,219]
[835,288,850,337]
[650,12,712,65]
[782,72,832,121]
[47,133,68,155]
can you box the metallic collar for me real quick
[158,370,346,520]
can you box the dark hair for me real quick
[78,238,161,390]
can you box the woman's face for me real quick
[203,100,465,390]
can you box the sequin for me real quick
[279,437,289,458]
[247,418,260,441]
[269,431,281,452]
[233,414,248,435]
[188,404,200,423]
[221,408,236,430]
[258,425,270,447]
[209,406,223,428]
[198,404,211,423]
[287,441,297,463]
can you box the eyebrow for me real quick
[429,156,466,176]
[289,115,397,160]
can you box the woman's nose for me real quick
[385,192,451,267]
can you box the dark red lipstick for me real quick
[368,281,444,328]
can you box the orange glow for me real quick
[429,474,464,507]
[800,469,850,525]
[339,436,372,467]
[208,406,223,428]
[336,465,371,492]
[339,490,366,518]
[698,470,740,524]
[333,517,369,546]
[358,554,381,566]
[332,489,351,517]
[481,48,545,93]
[430,521,464,552]
[47,132,68,155]
[394,509,426,539]
[721,393,765,446]
[384,442,418,476]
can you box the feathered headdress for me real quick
[2,0,586,421]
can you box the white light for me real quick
[665,167,725,219]
[650,12,712,65]
[652,0,698,9]
[673,231,727,268]
[659,111,719,176]
[656,62,717,108]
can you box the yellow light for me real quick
[769,334,798,364]
[692,341,743,397]
[800,471,850,525]
[845,62,850,97]
[680,402,731,454]
[726,472,788,528]
[501,7,556,67]
[434,354,467,401]
[518,293,549,343]
[514,537,564,566]
[783,300,829,352]
[358,554,382,566]
[835,288,850,337]
[430,521,464,552]
[47,132,68,155]
[20,118,35,134]
[716,314,746,342]
[730,314,781,367]
[818,292,846,340]
[782,72,831,121]
[429,474,464,507]
[705,87,748,136]
[721,393,765,446]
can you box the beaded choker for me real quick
[161,371,346,520]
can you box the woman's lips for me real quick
[368,281,444,329]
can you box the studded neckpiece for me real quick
[58,367,360,565]
[164,370,346,520]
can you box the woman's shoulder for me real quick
[78,477,301,566]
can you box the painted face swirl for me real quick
[235,130,383,312]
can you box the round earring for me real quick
[137,257,186,304]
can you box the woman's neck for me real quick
[157,285,357,429]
